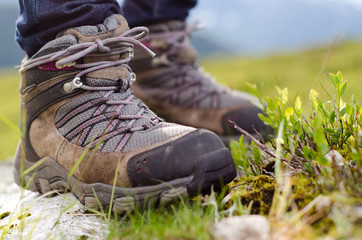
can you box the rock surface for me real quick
[211,215,270,240]
[0,160,109,240]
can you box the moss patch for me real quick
[230,174,323,215]
[230,175,275,215]
[291,175,320,209]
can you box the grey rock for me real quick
[0,160,109,240]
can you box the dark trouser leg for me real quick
[122,0,197,28]
[16,0,122,57]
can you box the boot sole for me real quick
[14,146,236,213]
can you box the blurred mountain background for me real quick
[1,0,362,67]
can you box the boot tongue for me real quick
[62,14,131,81]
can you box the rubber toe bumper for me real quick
[127,129,236,195]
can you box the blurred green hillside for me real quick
[202,41,362,104]
[0,41,361,160]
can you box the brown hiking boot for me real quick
[14,15,236,212]
[129,21,271,144]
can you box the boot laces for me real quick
[146,22,227,108]
[20,27,162,149]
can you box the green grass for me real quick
[108,200,216,240]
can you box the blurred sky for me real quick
[187,0,362,55]
[1,0,362,67]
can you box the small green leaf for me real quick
[251,143,262,165]
[339,81,347,96]
[336,127,342,135]
[229,140,240,151]
[314,129,324,143]
[313,111,323,128]
[317,99,329,118]
[266,98,277,111]
[303,146,315,160]
[284,107,294,120]
[258,113,274,127]
[309,89,319,109]
[324,128,335,135]
[295,96,302,111]
[329,73,338,88]
[345,104,353,116]
[340,105,346,117]
[229,140,242,164]
[245,83,259,97]
[329,110,335,124]
[317,155,329,166]
[239,134,245,146]
[276,87,288,104]
[313,129,329,155]
[336,71,343,83]
[357,105,361,115]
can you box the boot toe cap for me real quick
[127,129,236,194]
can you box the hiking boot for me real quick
[14,15,236,212]
[129,21,271,144]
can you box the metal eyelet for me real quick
[130,72,136,82]
[63,77,83,93]
[127,49,134,58]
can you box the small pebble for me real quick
[324,150,344,166]
[211,215,270,240]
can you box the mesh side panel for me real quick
[58,108,97,136]
[84,121,109,146]
[104,105,119,114]
[138,70,221,108]
[75,25,100,35]
[56,87,184,152]
[198,97,212,108]
[134,118,152,128]
[139,109,155,119]
[55,92,104,122]
[123,123,193,152]
[102,105,132,130]
[103,15,118,31]
[178,85,198,104]
[78,126,91,146]
[37,35,77,54]
[70,136,78,145]
[102,134,124,152]
[119,104,139,115]
[108,90,132,101]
